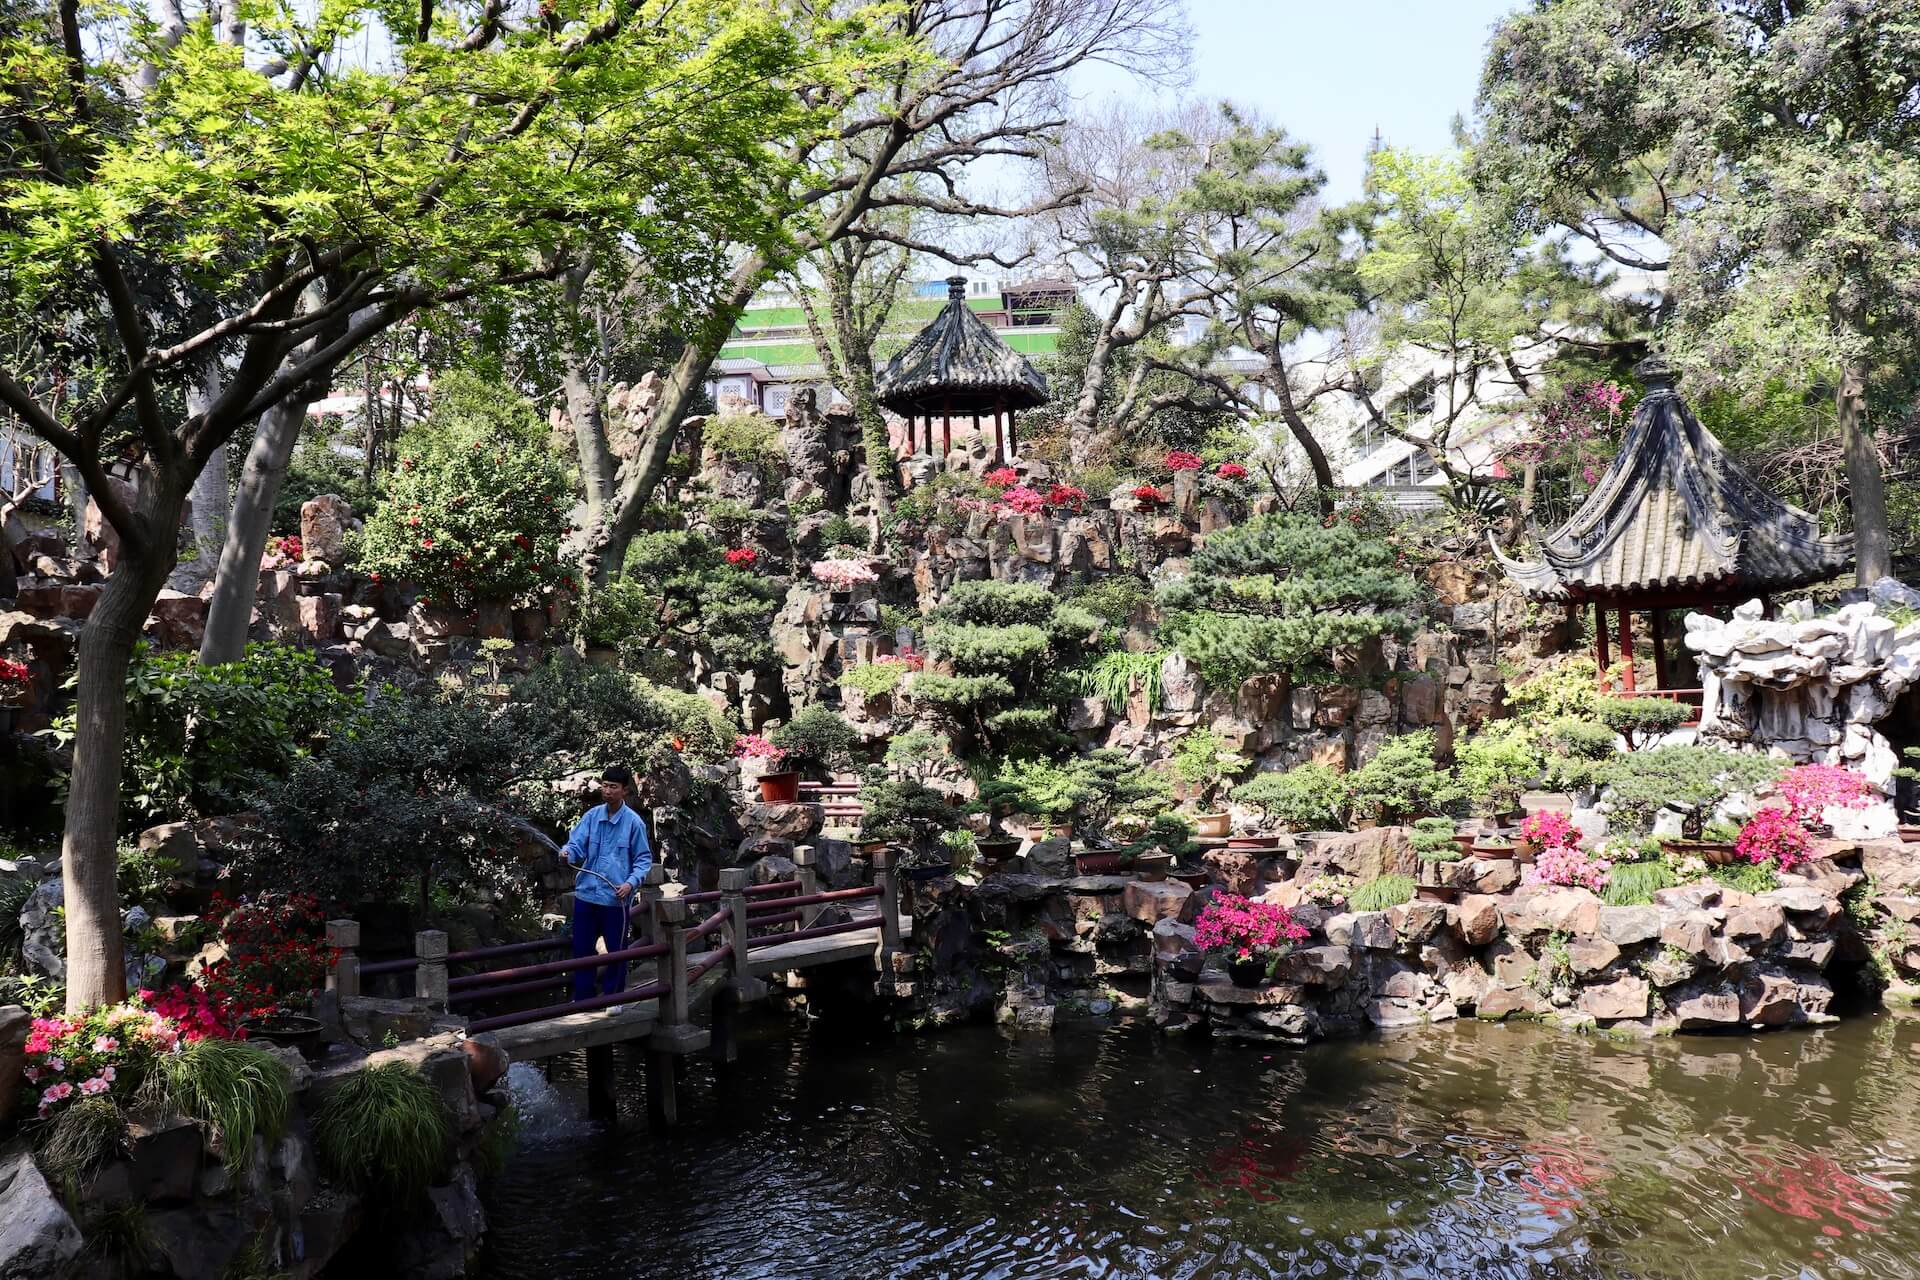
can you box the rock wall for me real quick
[1688,581,1920,837]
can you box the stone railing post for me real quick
[719,868,767,1003]
[635,865,667,947]
[793,846,819,924]
[414,929,448,1009]
[658,898,691,1028]
[326,919,360,999]
[874,849,902,955]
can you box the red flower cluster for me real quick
[191,892,333,1027]
[878,645,926,671]
[997,485,1045,516]
[1192,894,1310,963]
[1776,764,1878,826]
[1165,450,1204,471]
[983,466,1020,489]
[725,547,758,566]
[1216,462,1248,480]
[1132,484,1167,508]
[1736,807,1815,871]
[1044,483,1088,512]
[0,657,29,688]
[277,534,304,561]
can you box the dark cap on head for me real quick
[600,765,635,788]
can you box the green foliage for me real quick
[51,643,355,825]
[1595,695,1690,746]
[582,530,781,671]
[631,679,739,763]
[1072,748,1173,839]
[1544,716,1618,787]
[1170,727,1248,806]
[819,514,868,552]
[1135,812,1199,862]
[1454,721,1539,816]
[1506,657,1602,722]
[1350,874,1417,913]
[311,1063,450,1210]
[918,581,1104,756]
[80,1201,155,1272]
[1069,576,1152,626]
[360,387,574,609]
[472,1104,520,1180]
[980,757,1087,821]
[0,972,64,1017]
[905,673,1015,710]
[158,1040,292,1172]
[1157,514,1418,689]
[1075,649,1167,717]
[924,622,1051,673]
[881,729,954,782]
[271,435,379,539]
[1411,816,1462,861]
[1602,747,1781,837]
[700,413,786,464]
[930,581,1060,628]
[856,773,962,849]
[769,706,858,777]
[1711,861,1781,896]
[1230,765,1348,832]
[1603,860,1676,906]
[1347,731,1453,824]
[36,1095,128,1186]
[839,661,907,698]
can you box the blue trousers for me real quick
[571,897,629,1002]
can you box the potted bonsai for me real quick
[1172,728,1247,838]
[734,734,798,803]
[1193,893,1310,988]
[769,705,859,785]
[1229,763,1347,845]
[1411,817,1463,901]
[1066,748,1172,875]
[1603,745,1779,856]
[1476,832,1520,861]
[857,770,964,881]
[1346,731,1454,828]
[1126,813,1199,886]
[1455,722,1537,826]
[979,756,1086,852]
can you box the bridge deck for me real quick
[485,917,910,1061]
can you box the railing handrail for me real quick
[689,907,730,940]
[359,933,569,976]
[745,913,886,950]
[749,885,878,913]
[447,939,669,991]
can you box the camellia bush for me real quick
[572,530,782,674]
[359,384,574,610]
[1157,513,1420,690]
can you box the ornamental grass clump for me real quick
[1349,874,1417,912]
[157,1038,291,1171]
[312,1062,451,1210]
[1192,894,1310,976]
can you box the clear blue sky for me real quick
[1074,0,1522,202]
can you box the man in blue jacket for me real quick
[560,765,653,1004]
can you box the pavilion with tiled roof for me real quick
[1493,356,1853,695]
[876,276,1049,465]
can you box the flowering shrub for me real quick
[1165,450,1204,471]
[1525,845,1612,892]
[1775,764,1878,826]
[1300,874,1354,909]
[0,656,29,689]
[997,485,1045,516]
[1508,379,1627,486]
[1520,810,1580,852]
[1192,893,1311,965]
[733,734,787,765]
[1216,462,1248,480]
[724,546,758,566]
[983,466,1019,489]
[23,1000,185,1118]
[1736,807,1815,871]
[810,558,879,591]
[1131,484,1167,509]
[1044,483,1087,512]
[276,534,304,562]
[879,645,926,672]
[197,893,331,1019]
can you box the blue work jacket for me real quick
[561,803,652,906]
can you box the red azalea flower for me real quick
[420,537,434,550]
[1216,462,1248,480]
[725,547,758,566]
[1131,484,1165,507]
[983,466,1019,489]
[1165,450,1204,471]
[513,534,532,551]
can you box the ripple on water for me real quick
[479,1013,1920,1280]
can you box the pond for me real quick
[480,1010,1920,1279]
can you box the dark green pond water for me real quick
[480,1011,1920,1279]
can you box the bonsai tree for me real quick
[768,706,858,781]
[1230,764,1348,833]
[1601,746,1781,838]
[1454,722,1539,819]
[979,757,1089,835]
[1156,513,1420,690]
[1346,731,1454,826]
[1594,695,1690,750]
[1411,817,1462,861]
[1171,727,1249,813]
[913,581,1103,756]
[856,771,962,854]
[1070,748,1173,846]
[1542,717,1618,793]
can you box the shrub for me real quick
[1506,655,1602,721]
[50,642,355,825]
[930,580,1058,628]
[1526,845,1612,892]
[192,891,331,1020]
[1602,860,1676,906]
[856,773,961,849]
[1192,894,1309,973]
[1594,695,1690,747]
[1711,861,1780,895]
[1071,749,1173,839]
[158,1039,291,1171]
[1454,721,1539,816]
[924,622,1051,674]
[1231,765,1347,832]
[1519,810,1580,853]
[1775,764,1880,825]
[1347,731,1453,824]
[360,391,574,609]
[905,673,1015,711]
[769,706,858,778]
[701,412,785,464]
[819,514,868,551]
[23,1000,187,1120]
[810,558,879,591]
[1543,717,1617,788]
[979,757,1088,821]
[1349,874,1416,912]
[593,530,782,671]
[1170,727,1248,808]
[1156,513,1419,688]
[1602,746,1781,837]
[1735,807,1815,871]
[840,661,907,698]
[312,1063,451,1209]
[1070,575,1151,626]
[1411,816,1461,861]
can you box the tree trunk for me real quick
[595,254,766,582]
[199,394,311,664]
[561,264,617,526]
[1836,351,1891,585]
[178,370,229,590]
[64,486,184,1010]
[1066,293,1127,469]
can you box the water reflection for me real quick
[480,1011,1920,1280]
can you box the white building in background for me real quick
[0,430,58,502]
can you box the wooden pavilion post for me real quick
[1649,609,1670,690]
[1593,602,1610,682]
[1617,607,1635,692]
[1006,402,1017,461]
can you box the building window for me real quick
[1389,376,1437,425]
[1350,419,1386,459]
[764,385,789,416]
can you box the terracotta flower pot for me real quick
[1171,868,1212,890]
[1415,883,1460,904]
[976,837,1022,865]
[758,770,802,804]
[1226,835,1282,851]
[1073,851,1125,876]
[1133,853,1173,883]
[1192,812,1231,838]
[1663,838,1739,866]
[1473,842,1517,860]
